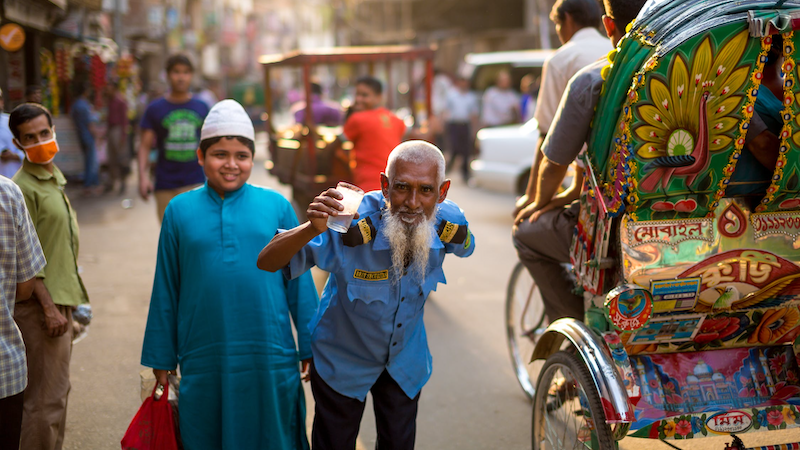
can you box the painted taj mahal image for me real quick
[631,347,796,413]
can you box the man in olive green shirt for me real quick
[10,103,89,450]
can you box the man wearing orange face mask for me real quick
[10,103,89,450]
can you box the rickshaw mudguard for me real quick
[532,318,635,424]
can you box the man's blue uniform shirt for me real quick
[284,191,475,400]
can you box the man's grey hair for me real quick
[385,140,446,187]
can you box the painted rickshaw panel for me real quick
[555,2,800,443]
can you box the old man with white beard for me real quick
[258,140,475,450]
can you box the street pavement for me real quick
[61,142,800,449]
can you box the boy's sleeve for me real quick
[17,185,46,279]
[277,198,319,359]
[141,206,181,370]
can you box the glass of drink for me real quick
[326,182,365,233]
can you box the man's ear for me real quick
[438,179,451,203]
[602,15,616,39]
[196,148,205,167]
[12,138,23,151]
[380,173,390,196]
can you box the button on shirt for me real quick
[284,192,476,400]
[13,160,89,307]
[0,177,46,398]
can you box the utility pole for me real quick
[114,0,124,50]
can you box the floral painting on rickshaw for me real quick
[628,346,800,438]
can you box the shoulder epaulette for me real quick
[437,220,469,244]
[342,217,376,247]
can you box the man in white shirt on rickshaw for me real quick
[512,0,647,322]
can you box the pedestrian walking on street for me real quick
[71,84,103,196]
[105,81,130,194]
[137,54,210,222]
[512,0,646,322]
[480,70,520,127]
[11,102,91,450]
[0,176,46,450]
[258,141,476,450]
[444,76,479,182]
[141,100,319,450]
[342,76,406,193]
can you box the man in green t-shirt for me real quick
[11,102,89,450]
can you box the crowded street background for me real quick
[3,0,800,449]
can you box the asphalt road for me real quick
[61,143,800,449]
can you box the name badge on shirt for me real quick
[353,269,389,281]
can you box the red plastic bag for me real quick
[121,384,179,450]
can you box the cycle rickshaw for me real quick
[511,1,800,448]
[259,46,436,208]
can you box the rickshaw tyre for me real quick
[532,350,616,450]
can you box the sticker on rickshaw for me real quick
[606,285,654,331]
[650,278,702,313]
[629,314,705,344]
[751,211,800,241]
[705,410,753,434]
[627,218,714,249]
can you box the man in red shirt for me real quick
[343,76,405,192]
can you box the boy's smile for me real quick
[196,137,254,197]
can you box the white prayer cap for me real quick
[200,99,255,142]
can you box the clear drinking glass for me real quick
[326,182,365,233]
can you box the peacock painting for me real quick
[634,30,753,193]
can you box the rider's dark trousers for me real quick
[512,200,584,321]
[310,362,419,450]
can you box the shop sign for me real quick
[7,50,26,102]
[0,23,25,52]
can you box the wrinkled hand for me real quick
[138,177,153,201]
[306,189,358,232]
[153,369,177,388]
[300,358,312,382]
[43,306,69,338]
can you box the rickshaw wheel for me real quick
[532,350,615,450]
[505,262,547,399]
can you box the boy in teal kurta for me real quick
[141,100,318,449]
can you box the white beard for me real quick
[381,207,437,283]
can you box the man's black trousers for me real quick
[310,362,420,450]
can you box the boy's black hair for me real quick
[9,103,53,141]
[199,136,255,156]
[166,54,194,73]
[310,82,323,96]
[603,0,647,32]
[551,0,603,29]
[355,76,383,95]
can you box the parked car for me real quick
[471,117,539,195]
[463,49,554,195]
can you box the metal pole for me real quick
[424,57,433,125]
[386,60,393,110]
